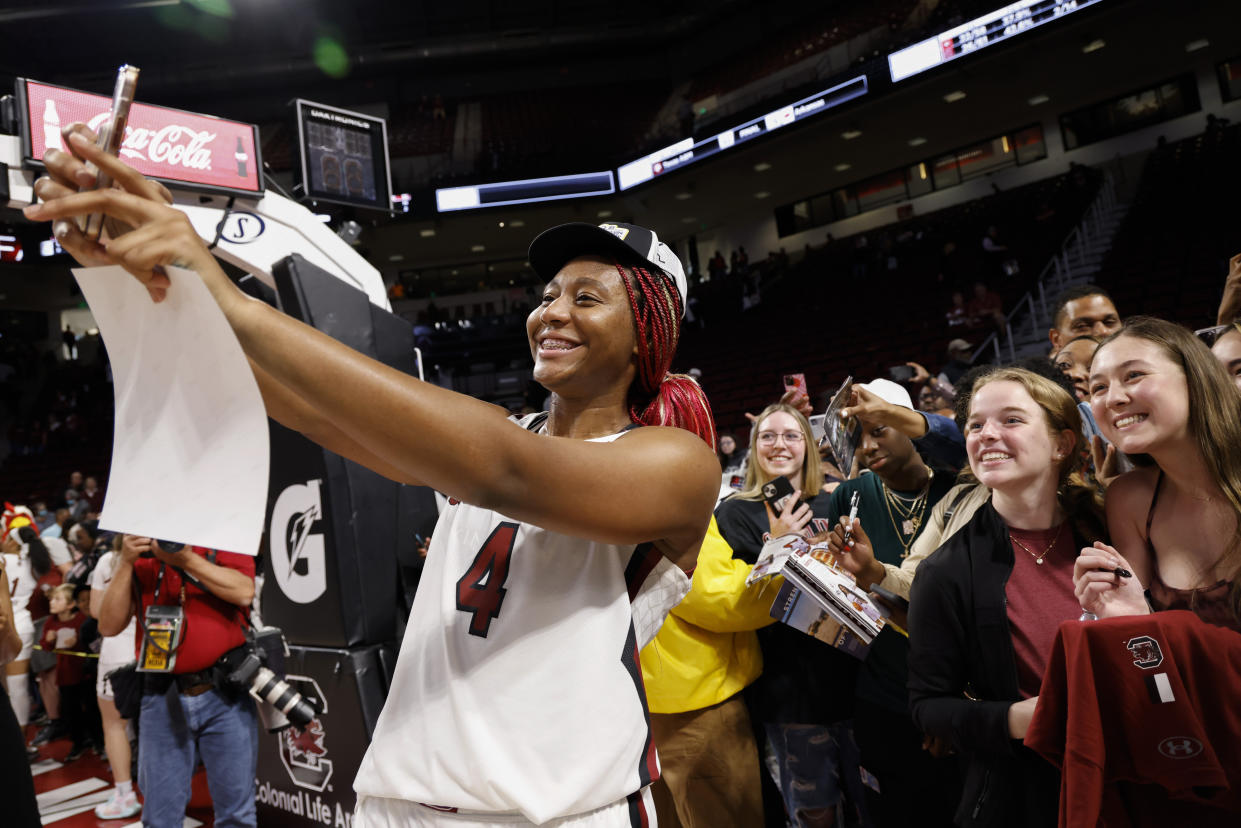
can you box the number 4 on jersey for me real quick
[455,522,518,637]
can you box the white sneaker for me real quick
[94,789,142,820]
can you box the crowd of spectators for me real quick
[656,256,1238,825]
[5,71,1240,826]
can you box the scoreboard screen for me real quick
[617,75,868,191]
[888,0,1105,82]
[295,99,392,211]
[436,171,615,212]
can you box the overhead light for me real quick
[841,129,862,140]
[1185,39,1209,52]
[753,162,772,172]
[510,220,525,228]
[1082,38,1105,53]
[419,228,436,238]
[834,163,851,172]
[597,209,613,218]
[943,90,967,103]
[470,244,486,252]
[680,216,697,224]
[908,137,927,147]
[498,221,505,227]
[389,253,405,262]
[675,192,693,200]
[754,191,770,199]
[86,327,99,335]
[1028,93,1050,106]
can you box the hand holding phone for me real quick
[887,364,915,383]
[782,373,809,400]
[761,475,797,515]
[78,64,140,241]
[762,476,811,537]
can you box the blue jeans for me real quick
[138,685,258,828]
[765,721,871,828]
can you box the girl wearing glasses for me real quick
[715,403,867,828]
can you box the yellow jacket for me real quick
[639,516,779,714]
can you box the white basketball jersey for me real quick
[354,417,691,824]
[5,548,36,612]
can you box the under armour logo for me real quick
[1126,635,1164,669]
[1158,737,1203,759]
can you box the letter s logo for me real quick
[270,480,326,604]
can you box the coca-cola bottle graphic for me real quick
[43,99,62,155]
[235,136,248,178]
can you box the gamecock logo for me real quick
[1125,635,1164,669]
[278,675,333,791]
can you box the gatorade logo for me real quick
[1157,737,1203,759]
[270,480,327,604]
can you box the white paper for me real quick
[74,265,268,555]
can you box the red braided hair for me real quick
[617,263,717,448]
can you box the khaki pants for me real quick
[650,694,764,828]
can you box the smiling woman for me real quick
[907,368,1104,827]
[1076,317,1241,633]
[713,404,866,826]
[27,128,721,827]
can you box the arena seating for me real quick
[674,168,1104,434]
[687,0,915,102]
[475,84,667,180]
[1094,122,1240,328]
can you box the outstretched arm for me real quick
[29,130,719,563]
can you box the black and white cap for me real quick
[528,221,688,317]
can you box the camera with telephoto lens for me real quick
[139,539,185,559]
[217,627,318,732]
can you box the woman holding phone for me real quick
[29,126,720,827]
[907,368,1105,827]
[714,403,867,828]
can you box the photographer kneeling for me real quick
[98,535,258,828]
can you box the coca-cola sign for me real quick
[21,79,262,196]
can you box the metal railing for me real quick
[972,173,1119,364]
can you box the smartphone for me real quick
[782,373,808,399]
[887,364,915,383]
[869,584,910,614]
[79,64,140,242]
[808,413,826,445]
[761,475,797,514]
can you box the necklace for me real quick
[880,468,933,558]
[1012,529,1061,565]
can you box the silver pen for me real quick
[841,491,861,548]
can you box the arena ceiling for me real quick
[0,0,1236,303]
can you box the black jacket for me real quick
[907,499,1062,828]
